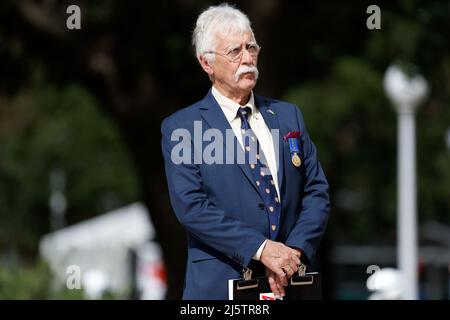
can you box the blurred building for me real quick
[39,202,167,299]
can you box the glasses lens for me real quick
[247,44,260,55]
[225,44,260,61]
[227,48,242,61]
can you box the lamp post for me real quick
[383,64,428,300]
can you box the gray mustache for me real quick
[234,66,259,82]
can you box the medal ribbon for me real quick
[288,138,300,155]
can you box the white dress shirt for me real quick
[211,86,280,260]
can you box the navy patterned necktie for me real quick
[236,106,281,240]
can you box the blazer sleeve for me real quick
[284,106,330,265]
[161,116,267,267]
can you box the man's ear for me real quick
[199,55,214,77]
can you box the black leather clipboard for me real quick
[229,269,322,300]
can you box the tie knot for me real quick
[237,107,252,120]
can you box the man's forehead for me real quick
[215,30,255,47]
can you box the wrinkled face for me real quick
[202,31,259,95]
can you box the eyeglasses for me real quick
[204,43,261,63]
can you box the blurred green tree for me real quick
[285,0,450,244]
[286,57,398,243]
[0,0,448,299]
[0,68,139,255]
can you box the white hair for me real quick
[192,3,255,63]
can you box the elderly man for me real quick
[161,4,330,299]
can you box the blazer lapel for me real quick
[199,90,260,193]
[255,95,284,194]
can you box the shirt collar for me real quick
[211,86,258,122]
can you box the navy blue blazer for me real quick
[161,90,330,299]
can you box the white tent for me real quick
[39,202,166,299]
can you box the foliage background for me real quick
[0,0,448,299]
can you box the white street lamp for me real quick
[383,64,428,300]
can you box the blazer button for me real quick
[258,203,265,210]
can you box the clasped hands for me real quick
[260,240,302,298]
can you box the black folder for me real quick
[229,264,322,300]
